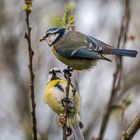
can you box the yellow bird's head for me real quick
[47,68,64,82]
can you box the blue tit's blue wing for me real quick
[54,31,111,61]
[55,31,109,60]
[55,30,113,55]
[86,36,113,54]
[56,47,101,59]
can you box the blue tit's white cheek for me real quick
[46,36,53,46]
[46,34,59,45]
[50,35,56,42]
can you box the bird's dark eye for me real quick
[46,32,52,37]
[49,71,53,74]
[49,70,61,74]
[53,33,57,35]
[55,70,61,73]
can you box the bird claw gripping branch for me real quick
[63,68,73,78]
[61,97,74,113]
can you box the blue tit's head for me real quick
[47,68,64,82]
[45,28,66,46]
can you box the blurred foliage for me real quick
[22,0,32,12]
[22,5,32,12]
[122,95,132,108]
[48,1,75,29]
[111,95,132,115]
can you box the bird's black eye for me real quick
[49,71,53,74]
[55,70,61,73]
[53,32,57,36]
[49,70,61,74]
[46,33,50,37]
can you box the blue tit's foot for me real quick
[79,121,84,129]
[63,67,73,77]
[66,127,72,137]
[61,97,74,113]
[57,113,66,128]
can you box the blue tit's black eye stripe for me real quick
[45,33,50,38]
[49,70,61,74]
[45,28,66,46]
[56,70,62,73]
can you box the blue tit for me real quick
[43,68,85,140]
[41,28,138,70]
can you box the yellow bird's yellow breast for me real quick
[43,78,80,115]
[43,79,66,114]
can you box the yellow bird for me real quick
[43,68,85,140]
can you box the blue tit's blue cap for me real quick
[46,28,66,34]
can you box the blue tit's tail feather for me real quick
[67,114,85,140]
[72,126,85,140]
[112,49,138,57]
[67,114,80,128]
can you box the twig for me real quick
[23,1,37,140]
[63,67,72,140]
[120,112,140,140]
[61,7,75,140]
[97,0,130,140]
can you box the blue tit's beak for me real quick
[40,33,49,42]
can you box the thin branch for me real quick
[63,67,72,140]
[97,0,130,140]
[23,1,37,140]
[120,112,140,140]
[61,7,75,140]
